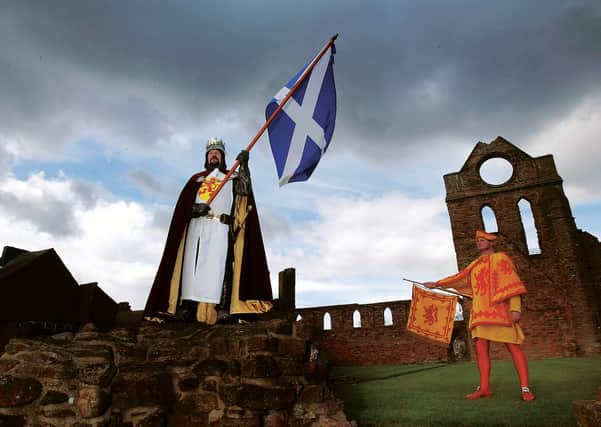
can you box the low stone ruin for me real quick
[0,318,354,426]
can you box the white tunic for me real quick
[180,169,233,303]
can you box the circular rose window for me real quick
[479,157,513,185]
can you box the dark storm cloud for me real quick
[70,180,102,208]
[1,1,600,159]
[0,190,79,236]
[0,177,101,237]
[127,169,179,199]
[0,148,8,176]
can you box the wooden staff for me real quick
[402,277,470,299]
[205,34,339,206]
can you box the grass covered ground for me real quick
[331,357,601,426]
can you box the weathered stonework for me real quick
[0,320,354,426]
[295,137,601,365]
[296,301,467,365]
[443,137,601,360]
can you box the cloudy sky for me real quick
[1,1,600,310]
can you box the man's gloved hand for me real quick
[236,150,249,165]
[219,213,233,226]
[191,203,211,218]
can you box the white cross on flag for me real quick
[265,45,337,186]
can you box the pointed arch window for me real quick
[384,307,393,326]
[518,198,541,255]
[353,310,362,328]
[295,314,303,322]
[481,205,498,233]
[323,312,332,330]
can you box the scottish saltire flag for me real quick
[265,46,336,186]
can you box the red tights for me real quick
[474,339,530,390]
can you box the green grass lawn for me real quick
[331,357,601,426]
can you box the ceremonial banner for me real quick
[407,285,458,345]
[265,44,337,186]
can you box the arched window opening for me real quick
[455,301,464,321]
[323,312,332,331]
[384,307,393,326]
[518,199,541,255]
[353,310,362,328]
[481,205,498,233]
[295,314,303,322]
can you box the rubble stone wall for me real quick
[296,301,468,365]
[0,320,354,427]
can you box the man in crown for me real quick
[144,138,273,324]
[425,230,535,401]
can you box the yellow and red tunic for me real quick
[436,252,527,344]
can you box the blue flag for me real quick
[266,46,336,186]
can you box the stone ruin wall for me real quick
[0,319,354,427]
[295,137,601,365]
[296,301,469,366]
[444,137,601,360]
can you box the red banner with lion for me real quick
[407,285,458,345]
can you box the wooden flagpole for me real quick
[204,33,339,206]
[402,277,470,299]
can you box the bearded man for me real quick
[425,230,535,401]
[144,138,272,324]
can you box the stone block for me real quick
[299,385,329,405]
[74,332,101,341]
[111,367,174,409]
[39,407,76,418]
[0,414,26,426]
[277,358,304,377]
[178,375,200,392]
[19,347,74,365]
[265,320,293,336]
[223,384,296,411]
[12,360,76,380]
[176,390,220,414]
[264,410,288,427]
[193,359,229,377]
[241,356,282,378]
[573,400,601,427]
[225,405,255,419]
[168,412,209,426]
[40,390,69,405]
[0,375,42,407]
[3,340,36,355]
[50,332,75,341]
[222,416,261,427]
[223,360,241,382]
[77,387,111,418]
[208,323,267,339]
[206,339,240,358]
[245,336,279,353]
[123,406,165,427]
[70,344,114,363]
[0,358,19,374]
[187,345,210,361]
[201,378,219,393]
[277,338,306,358]
[77,363,117,386]
[147,342,197,366]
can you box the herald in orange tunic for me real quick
[436,252,527,344]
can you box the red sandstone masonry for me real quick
[444,137,601,360]
[296,301,462,365]
[295,138,601,366]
